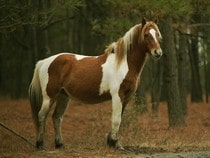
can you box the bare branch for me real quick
[0,122,36,148]
[176,28,205,38]
[190,23,210,27]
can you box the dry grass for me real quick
[0,96,210,157]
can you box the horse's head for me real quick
[141,18,162,59]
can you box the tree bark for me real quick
[203,51,208,103]
[162,17,185,126]
[178,31,189,115]
[41,0,51,56]
[151,59,163,118]
[207,62,210,99]
[188,37,203,102]
[135,71,148,113]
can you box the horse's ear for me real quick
[154,18,159,24]
[142,17,147,27]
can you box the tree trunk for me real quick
[66,8,73,51]
[162,17,185,127]
[207,62,210,99]
[135,72,147,113]
[188,37,203,102]
[32,26,38,64]
[41,0,51,56]
[178,31,189,115]
[151,59,163,118]
[203,51,208,103]
[0,35,3,94]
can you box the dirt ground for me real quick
[1,96,210,157]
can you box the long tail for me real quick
[29,62,43,134]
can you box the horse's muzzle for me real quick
[153,49,162,59]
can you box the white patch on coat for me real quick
[75,54,98,60]
[75,55,88,60]
[149,29,163,58]
[99,53,129,96]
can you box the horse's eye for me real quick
[144,34,149,40]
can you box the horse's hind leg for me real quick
[37,96,53,149]
[52,90,69,148]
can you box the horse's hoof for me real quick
[107,134,124,150]
[55,142,65,149]
[115,141,125,150]
[36,141,44,150]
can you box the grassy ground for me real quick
[0,96,210,157]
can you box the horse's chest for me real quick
[99,54,129,96]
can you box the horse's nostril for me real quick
[153,50,162,59]
[154,51,158,55]
[154,50,160,55]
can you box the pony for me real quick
[29,18,162,150]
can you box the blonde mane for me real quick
[105,24,141,66]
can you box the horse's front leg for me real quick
[107,94,124,150]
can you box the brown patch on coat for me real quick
[47,53,111,103]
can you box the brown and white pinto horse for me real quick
[29,18,162,150]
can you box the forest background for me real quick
[0,0,210,126]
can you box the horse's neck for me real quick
[126,25,148,76]
[127,43,148,76]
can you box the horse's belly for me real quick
[69,91,111,104]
